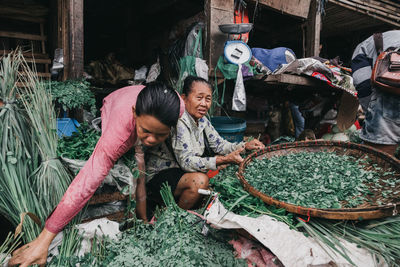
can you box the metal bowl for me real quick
[218,23,253,34]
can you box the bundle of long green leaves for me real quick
[18,56,73,214]
[244,151,391,209]
[0,52,46,242]
[49,185,246,267]
[0,51,79,246]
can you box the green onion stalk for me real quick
[0,51,44,242]
[0,232,23,265]
[17,56,73,215]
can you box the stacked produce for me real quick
[49,186,246,267]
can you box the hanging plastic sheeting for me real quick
[176,23,207,92]
[232,64,246,111]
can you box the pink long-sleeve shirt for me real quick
[45,85,145,233]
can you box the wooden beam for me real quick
[306,0,321,57]
[67,0,84,79]
[0,31,47,41]
[248,0,311,19]
[205,0,234,73]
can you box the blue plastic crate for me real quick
[57,118,80,138]
[210,116,246,143]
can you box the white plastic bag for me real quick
[195,58,209,80]
[232,64,246,111]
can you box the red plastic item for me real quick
[207,169,219,178]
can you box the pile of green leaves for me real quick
[46,80,96,115]
[244,151,391,209]
[49,186,246,267]
[210,165,297,228]
[57,123,100,160]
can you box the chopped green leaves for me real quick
[244,151,396,209]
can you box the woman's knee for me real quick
[185,172,208,190]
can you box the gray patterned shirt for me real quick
[145,111,244,180]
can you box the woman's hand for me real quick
[245,139,265,150]
[217,146,245,166]
[9,228,56,267]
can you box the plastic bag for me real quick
[195,57,209,80]
[61,157,137,195]
[232,64,246,111]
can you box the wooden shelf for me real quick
[24,58,51,64]
[20,72,51,78]
[0,14,45,24]
[263,73,322,87]
[0,30,47,41]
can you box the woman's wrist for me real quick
[216,155,228,165]
[39,228,57,245]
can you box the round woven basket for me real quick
[237,140,400,220]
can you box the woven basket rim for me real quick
[237,140,400,220]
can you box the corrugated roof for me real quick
[327,0,400,27]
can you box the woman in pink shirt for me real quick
[9,82,184,267]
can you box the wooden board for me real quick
[248,0,311,19]
[89,191,127,205]
[263,74,322,87]
[0,31,47,41]
[0,50,49,59]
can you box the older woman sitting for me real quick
[146,76,264,210]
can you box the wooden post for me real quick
[306,0,321,57]
[205,0,234,73]
[68,0,84,79]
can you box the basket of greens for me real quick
[237,140,400,220]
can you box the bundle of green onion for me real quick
[18,55,73,215]
[0,52,45,241]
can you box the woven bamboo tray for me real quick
[237,140,400,220]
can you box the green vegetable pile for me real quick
[46,80,97,115]
[57,123,100,160]
[244,151,392,209]
[49,186,246,267]
[210,165,297,228]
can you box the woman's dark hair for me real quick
[182,75,213,96]
[135,82,180,128]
